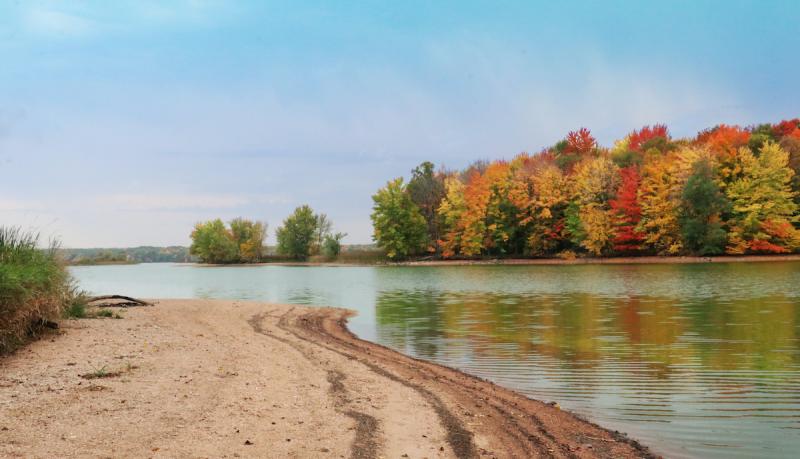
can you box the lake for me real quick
[70,262,800,458]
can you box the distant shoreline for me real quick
[65,260,139,266]
[182,253,800,268]
[393,254,800,266]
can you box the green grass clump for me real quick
[0,227,77,353]
[95,309,114,318]
[63,301,87,319]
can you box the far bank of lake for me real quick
[71,261,800,458]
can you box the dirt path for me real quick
[0,299,654,458]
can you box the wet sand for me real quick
[0,299,654,458]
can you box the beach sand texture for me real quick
[0,299,653,458]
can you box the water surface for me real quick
[71,262,800,458]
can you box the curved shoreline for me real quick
[1,299,655,458]
[288,305,656,458]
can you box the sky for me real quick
[1,0,799,248]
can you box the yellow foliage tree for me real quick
[572,156,620,206]
[638,156,683,254]
[725,143,800,253]
[509,156,571,255]
[569,155,620,255]
[579,203,615,255]
[437,176,467,257]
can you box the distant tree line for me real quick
[189,206,345,263]
[61,246,194,264]
[371,119,800,260]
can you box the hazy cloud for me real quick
[23,6,96,37]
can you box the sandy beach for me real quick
[0,299,654,458]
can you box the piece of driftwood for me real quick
[86,295,153,308]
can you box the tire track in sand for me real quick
[274,309,479,458]
[247,310,380,459]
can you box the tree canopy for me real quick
[371,119,800,259]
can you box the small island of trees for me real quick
[189,206,345,264]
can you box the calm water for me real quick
[70,262,800,458]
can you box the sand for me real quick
[0,299,654,458]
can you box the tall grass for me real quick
[0,227,77,353]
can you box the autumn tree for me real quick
[555,128,597,171]
[229,218,267,262]
[678,160,729,255]
[570,155,619,255]
[508,154,569,255]
[696,124,751,157]
[371,178,429,260]
[779,136,800,205]
[609,166,645,252]
[573,155,620,206]
[773,118,800,138]
[456,170,492,256]
[637,156,683,254]
[748,123,778,153]
[438,176,467,257]
[725,142,800,253]
[482,162,522,255]
[565,128,597,155]
[628,124,670,152]
[696,124,751,186]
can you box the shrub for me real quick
[321,232,346,260]
[0,227,73,353]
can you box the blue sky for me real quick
[1,0,798,247]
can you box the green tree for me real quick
[190,219,239,263]
[679,160,729,255]
[321,232,346,260]
[371,178,428,260]
[229,218,267,262]
[276,205,320,260]
[314,213,333,255]
[564,201,586,248]
[407,161,445,246]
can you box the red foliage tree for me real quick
[748,239,789,254]
[565,128,597,155]
[773,119,800,138]
[609,166,645,252]
[628,124,669,152]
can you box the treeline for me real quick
[61,246,193,264]
[190,205,346,263]
[371,119,800,260]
